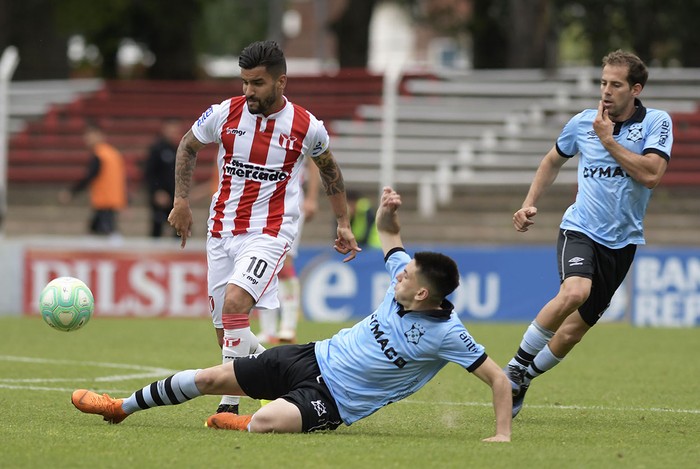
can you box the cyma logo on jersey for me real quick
[369,313,407,369]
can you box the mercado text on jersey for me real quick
[192,96,330,243]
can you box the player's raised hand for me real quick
[593,100,615,142]
[379,186,402,214]
[513,206,537,232]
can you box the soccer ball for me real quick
[39,277,94,332]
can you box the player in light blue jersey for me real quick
[71,187,512,442]
[505,50,673,418]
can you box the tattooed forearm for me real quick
[174,130,203,199]
[315,150,345,195]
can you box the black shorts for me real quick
[557,229,636,326]
[233,343,342,432]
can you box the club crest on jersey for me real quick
[404,323,425,345]
[626,123,643,143]
[279,133,298,151]
[224,160,289,182]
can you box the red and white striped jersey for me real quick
[191,96,330,243]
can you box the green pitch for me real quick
[1,316,698,468]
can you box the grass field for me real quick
[1,316,699,469]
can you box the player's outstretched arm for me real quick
[313,149,360,262]
[375,186,403,256]
[472,356,512,442]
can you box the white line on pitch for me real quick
[0,354,175,374]
[401,400,700,415]
[3,355,698,416]
[0,354,176,393]
[0,384,134,393]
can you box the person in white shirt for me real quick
[167,40,360,415]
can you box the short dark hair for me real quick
[602,49,648,88]
[414,251,460,303]
[239,41,286,78]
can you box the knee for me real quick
[222,297,248,315]
[558,286,589,310]
[222,290,254,315]
[194,368,219,393]
[194,369,215,394]
[556,326,585,348]
[248,411,276,433]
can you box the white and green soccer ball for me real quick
[39,277,94,332]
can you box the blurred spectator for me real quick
[59,122,127,236]
[143,119,181,238]
[347,189,380,249]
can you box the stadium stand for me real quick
[4,68,700,244]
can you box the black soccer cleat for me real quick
[503,364,526,396]
[512,381,530,418]
[216,404,239,415]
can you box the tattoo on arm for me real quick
[314,150,345,195]
[174,130,203,199]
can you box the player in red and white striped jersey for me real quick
[168,41,360,415]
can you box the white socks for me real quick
[278,276,300,340]
[219,326,261,407]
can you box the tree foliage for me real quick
[556,0,700,67]
[55,0,204,79]
[329,0,379,68]
[413,0,700,68]
[0,0,70,79]
[4,0,700,79]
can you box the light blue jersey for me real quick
[315,248,487,425]
[556,99,673,248]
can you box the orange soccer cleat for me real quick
[71,389,128,424]
[205,413,252,431]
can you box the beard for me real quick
[247,93,278,115]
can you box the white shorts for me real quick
[207,232,290,328]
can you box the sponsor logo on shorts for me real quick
[568,256,585,266]
[311,400,327,417]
